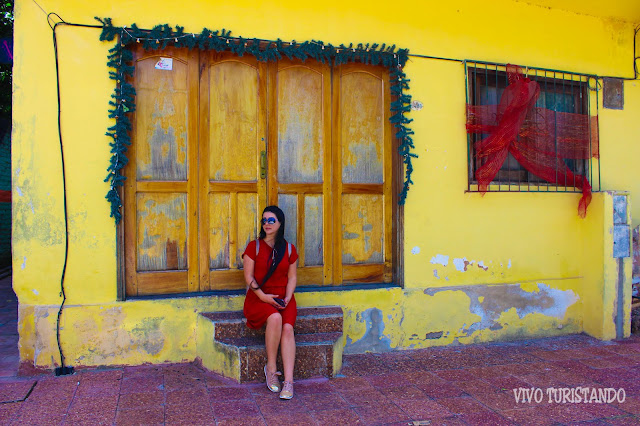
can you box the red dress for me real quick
[242,239,298,329]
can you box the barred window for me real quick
[466,63,600,193]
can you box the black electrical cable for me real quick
[408,24,640,82]
[49,13,73,377]
[46,13,106,376]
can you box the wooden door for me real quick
[199,52,267,291]
[267,59,332,286]
[332,64,393,284]
[124,46,199,296]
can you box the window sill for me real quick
[467,183,588,193]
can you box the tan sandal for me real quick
[264,365,281,392]
[279,380,293,400]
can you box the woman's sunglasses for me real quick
[261,217,278,225]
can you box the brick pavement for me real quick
[1,272,640,424]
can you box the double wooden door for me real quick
[124,46,394,296]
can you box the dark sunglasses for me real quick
[261,217,278,225]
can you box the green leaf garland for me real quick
[96,17,416,223]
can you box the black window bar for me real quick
[465,61,600,193]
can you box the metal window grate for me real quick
[465,62,600,193]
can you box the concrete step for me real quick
[202,306,343,340]
[196,306,344,383]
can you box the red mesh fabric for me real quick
[466,65,598,217]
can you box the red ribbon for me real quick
[466,65,594,217]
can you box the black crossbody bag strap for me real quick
[254,239,287,290]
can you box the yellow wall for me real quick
[13,0,638,369]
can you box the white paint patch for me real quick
[430,254,449,266]
[433,269,439,279]
[32,289,38,295]
[14,168,19,176]
[453,257,468,272]
[508,259,512,268]
[16,187,22,197]
[411,246,421,255]
[21,256,26,269]
[478,261,487,269]
[518,283,579,319]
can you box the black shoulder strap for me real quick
[255,239,287,290]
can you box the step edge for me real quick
[205,313,343,324]
[217,340,341,350]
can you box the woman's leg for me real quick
[280,323,296,382]
[265,312,283,373]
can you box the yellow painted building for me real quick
[12,0,640,372]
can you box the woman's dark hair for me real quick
[259,205,286,246]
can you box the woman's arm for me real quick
[284,260,298,305]
[243,255,258,291]
[243,254,281,307]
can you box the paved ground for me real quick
[2,273,640,424]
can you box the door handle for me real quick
[260,150,266,179]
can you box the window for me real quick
[466,64,599,192]
[123,46,400,296]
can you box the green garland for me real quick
[96,17,416,224]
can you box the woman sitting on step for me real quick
[242,205,298,400]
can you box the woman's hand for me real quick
[261,293,286,309]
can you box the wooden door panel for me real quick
[201,53,267,291]
[208,192,260,270]
[276,66,324,184]
[135,56,189,181]
[136,193,188,271]
[208,193,230,269]
[303,195,323,266]
[277,193,297,247]
[341,193,384,264]
[340,71,384,184]
[333,64,392,284]
[236,193,260,267]
[342,264,384,284]
[270,60,332,286]
[209,61,259,182]
[208,269,246,291]
[137,271,189,295]
[125,46,198,297]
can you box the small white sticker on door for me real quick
[155,57,173,71]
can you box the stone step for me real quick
[202,306,343,340]
[197,306,344,383]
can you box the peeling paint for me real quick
[453,257,468,272]
[430,254,448,266]
[508,259,512,268]
[343,231,359,240]
[344,308,392,354]
[411,246,420,255]
[477,261,488,271]
[433,269,439,279]
[425,331,443,339]
[131,317,166,355]
[425,283,579,336]
[21,257,26,270]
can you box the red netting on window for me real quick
[466,65,598,218]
